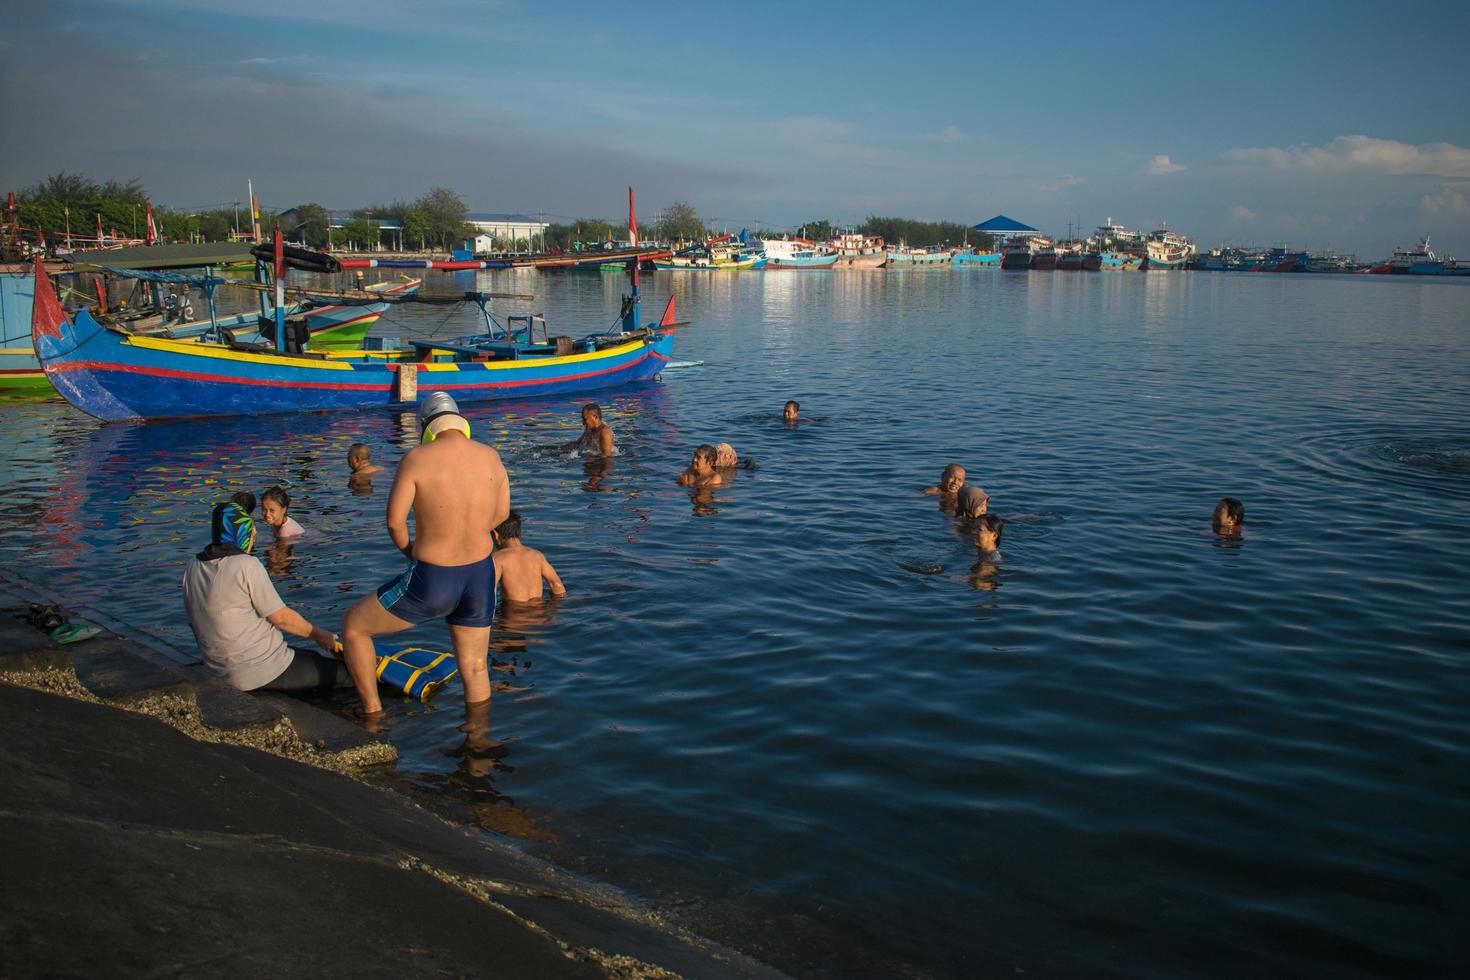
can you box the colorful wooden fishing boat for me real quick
[30,256,680,423]
[950,250,1002,267]
[654,238,766,271]
[0,265,50,396]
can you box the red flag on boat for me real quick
[628,187,638,247]
[145,203,157,244]
[31,256,67,340]
[37,225,46,249]
[658,294,676,328]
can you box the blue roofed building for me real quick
[973,215,1040,237]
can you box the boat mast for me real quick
[623,186,640,333]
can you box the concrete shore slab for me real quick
[0,682,786,979]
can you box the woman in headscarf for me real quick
[181,501,347,692]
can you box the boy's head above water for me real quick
[494,510,523,544]
[348,443,372,469]
[692,444,718,473]
[1212,497,1245,533]
[971,513,1005,552]
[783,400,800,421]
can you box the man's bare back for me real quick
[388,434,509,565]
[494,540,566,603]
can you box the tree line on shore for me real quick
[12,173,993,253]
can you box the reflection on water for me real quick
[4,271,1470,978]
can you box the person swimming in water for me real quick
[969,513,1005,592]
[492,511,566,604]
[955,485,989,519]
[782,400,813,425]
[1212,497,1245,538]
[922,464,966,497]
[713,442,755,471]
[230,490,257,515]
[564,403,615,457]
[261,486,304,538]
[677,444,724,489]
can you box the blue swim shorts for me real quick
[376,554,496,628]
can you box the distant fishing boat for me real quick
[1055,245,1086,271]
[1001,237,1039,269]
[654,238,765,271]
[950,250,1002,267]
[824,232,887,269]
[1030,238,1059,270]
[885,245,952,268]
[1086,251,1144,271]
[1144,228,1194,269]
[759,237,838,270]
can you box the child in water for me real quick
[677,445,724,489]
[972,513,1004,563]
[492,511,566,603]
[261,486,304,538]
[1212,497,1245,538]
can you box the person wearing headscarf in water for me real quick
[181,502,346,692]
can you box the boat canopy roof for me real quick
[65,242,257,270]
[973,215,1039,235]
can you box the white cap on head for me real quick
[419,391,470,442]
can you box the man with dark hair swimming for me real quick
[340,392,510,716]
[182,502,346,693]
[565,403,615,457]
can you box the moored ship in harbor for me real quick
[759,237,838,270]
[1145,227,1194,269]
[824,231,887,269]
[951,248,1002,267]
[1001,237,1040,269]
[885,244,952,267]
[1030,239,1059,270]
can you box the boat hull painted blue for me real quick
[37,305,674,422]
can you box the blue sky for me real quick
[3,0,1468,256]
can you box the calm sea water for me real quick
[3,268,1468,978]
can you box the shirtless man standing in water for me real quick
[566,403,615,457]
[340,392,510,715]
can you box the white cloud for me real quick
[1038,174,1088,193]
[1148,154,1186,175]
[1230,205,1258,222]
[1421,184,1470,216]
[1224,135,1470,178]
[938,125,965,144]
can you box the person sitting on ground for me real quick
[956,484,989,519]
[182,502,346,693]
[714,442,756,471]
[677,444,724,488]
[971,513,1005,564]
[261,486,304,538]
[563,402,615,457]
[492,510,566,604]
[1212,497,1245,538]
[230,490,257,515]
[923,464,966,497]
